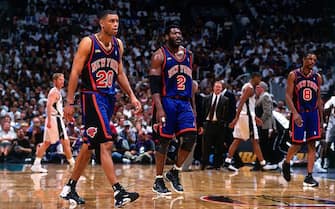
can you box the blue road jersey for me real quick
[81,35,120,95]
[160,46,193,99]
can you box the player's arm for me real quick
[317,73,324,127]
[46,90,58,128]
[229,86,253,128]
[116,38,141,113]
[190,51,197,115]
[191,80,198,119]
[286,71,302,126]
[149,49,165,124]
[64,36,91,120]
[66,37,91,104]
[324,99,333,125]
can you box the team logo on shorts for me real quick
[86,127,97,138]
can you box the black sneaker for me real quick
[114,188,139,208]
[164,169,184,193]
[152,177,172,195]
[303,175,319,187]
[282,161,291,182]
[59,185,85,204]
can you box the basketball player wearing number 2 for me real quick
[149,23,197,195]
[282,53,324,187]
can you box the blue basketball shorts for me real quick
[291,109,321,143]
[81,92,115,149]
[157,97,196,138]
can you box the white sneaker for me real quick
[31,164,48,173]
[263,164,278,170]
[278,160,284,170]
[227,164,239,172]
[313,159,327,173]
[60,185,71,198]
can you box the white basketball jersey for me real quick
[241,82,256,116]
[48,87,63,117]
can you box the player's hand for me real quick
[131,97,142,114]
[156,109,166,127]
[255,117,263,126]
[198,127,204,135]
[293,113,303,127]
[64,104,75,122]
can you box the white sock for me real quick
[225,158,232,164]
[173,165,182,171]
[260,160,266,166]
[34,157,42,166]
[68,158,75,166]
[156,175,163,179]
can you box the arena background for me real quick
[0,0,335,165]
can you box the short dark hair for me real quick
[303,52,316,59]
[97,10,118,20]
[164,21,181,35]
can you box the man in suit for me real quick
[254,81,278,170]
[201,81,229,169]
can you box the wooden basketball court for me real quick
[0,163,335,209]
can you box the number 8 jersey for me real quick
[160,46,193,98]
[81,35,120,95]
[293,69,320,112]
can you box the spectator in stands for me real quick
[26,116,44,153]
[0,120,17,161]
[9,126,32,163]
[124,123,155,164]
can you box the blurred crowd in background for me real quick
[0,0,334,165]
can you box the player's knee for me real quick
[155,137,171,154]
[180,132,197,152]
[101,141,114,152]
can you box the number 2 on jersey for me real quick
[96,70,114,88]
[176,75,186,90]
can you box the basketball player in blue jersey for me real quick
[59,10,141,207]
[282,53,323,187]
[149,23,197,195]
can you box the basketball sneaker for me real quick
[31,164,48,173]
[313,159,327,173]
[114,187,139,208]
[262,163,278,171]
[164,169,184,193]
[303,175,319,187]
[152,177,172,195]
[282,161,291,182]
[59,185,85,204]
[224,162,239,172]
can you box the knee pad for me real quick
[155,137,171,154]
[180,132,197,152]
